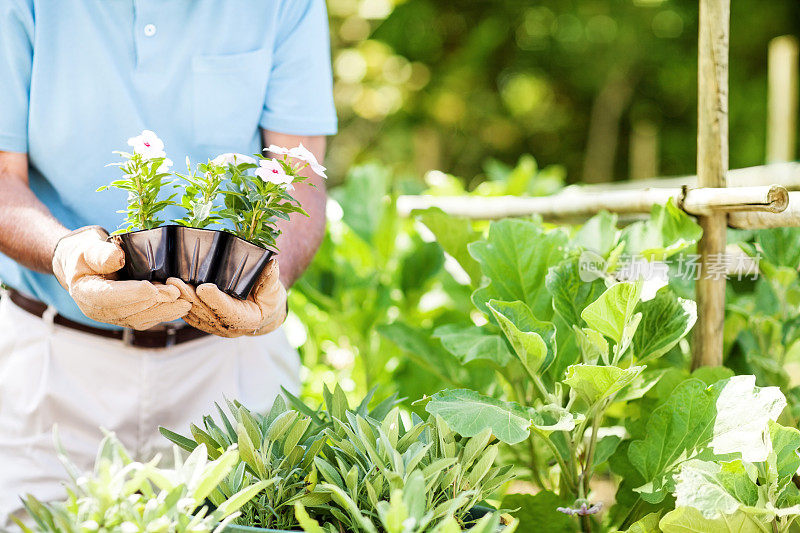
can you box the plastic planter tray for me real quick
[223,506,504,532]
[111,226,275,300]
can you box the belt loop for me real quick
[165,324,177,348]
[42,305,58,334]
[122,328,134,346]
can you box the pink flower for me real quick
[127,130,167,160]
[211,153,256,166]
[255,158,294,191]
[288,143,327,179]
[264,144,291,156]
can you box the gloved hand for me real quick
[166,259,287,338]
[52,226,191,330]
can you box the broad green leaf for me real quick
[581,282,643,345]
[622,512,662,533]
[499,492,574,533]
[574,211,621,257]
[628,379,717,503]
[574,326,609,365]
[623,202,703,260]
[633,287,697,363]
[400,240,444,294]
[563,364,644,405]
[545,256,607,327]
[673,460,759,518]
[769,421,800,482]
[433,324,513,366]
[659,506,770,533]
[756,227,800,269]
[630,376,786,503]
[593,435,622,467]
[417,207,482,284]
[470,219,568,321]
[425,389,531,445]
[331,163,390,245]
[487,300,556,374]
[709,375,786,462]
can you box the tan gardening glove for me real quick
[52,226,191,330]
[165,259,287,338]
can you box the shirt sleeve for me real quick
[260,0,338,136]
[0,0,34,153]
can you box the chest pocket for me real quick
[192,48,272,148]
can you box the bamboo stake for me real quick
[767,36,799,163]
[729,191,800,228]
[397,185,787,221]
[693,0,730,369]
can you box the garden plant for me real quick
[97,132,326,298]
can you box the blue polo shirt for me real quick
[0,0,337,327]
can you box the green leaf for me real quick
[623,202,703,260]
[622,512,662,533]
[469,219,568,321]
[433,324,513,366]
[629,376,786,503]
[563,364,644,405]
[769,421,800,482]
[593,435,622,467]
[400,240,444,293]
[499,492,575,533]
[628,379,717,503]
[574,211,621,257]
[331,163,391,244]
[425,389,531,444]
[545,255,607,327]
[294,503,326,533]
[756,227,800,269]
[709,375,786,462]
[659,506,770,533]
[574,326,609,365]
[581,282,642,345]
[673,460,759,518]
[487,300,557,374]
[417,207,483,284]
[633,287,697,363]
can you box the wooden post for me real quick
[767,36,799,163]
[693,0,730,369]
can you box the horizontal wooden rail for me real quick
[398,184,788,222]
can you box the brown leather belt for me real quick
[6,289,208,348]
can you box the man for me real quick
[0,0,336,524]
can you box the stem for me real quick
[582,405,606,494]
[532,428,578,493]
[580,515,593,533]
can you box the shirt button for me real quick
[144,24,157,37]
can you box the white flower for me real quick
[211,152,256,166]
[255,158,295,191]
[288,143,327,179]
[264,144,291,156]
[127,130,167,160]
[159,158,173,172]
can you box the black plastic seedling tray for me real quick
[112,226,274,299]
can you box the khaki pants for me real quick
[0,293,300,527]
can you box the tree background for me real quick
[323,0,800,187]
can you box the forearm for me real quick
[0,152,69,273]
[274,172,326,287]
[263,131,328,288]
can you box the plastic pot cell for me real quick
[111,225,173,282]
[213,234,275,300]
[173,226,227,285]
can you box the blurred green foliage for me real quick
[325,0,800,185]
